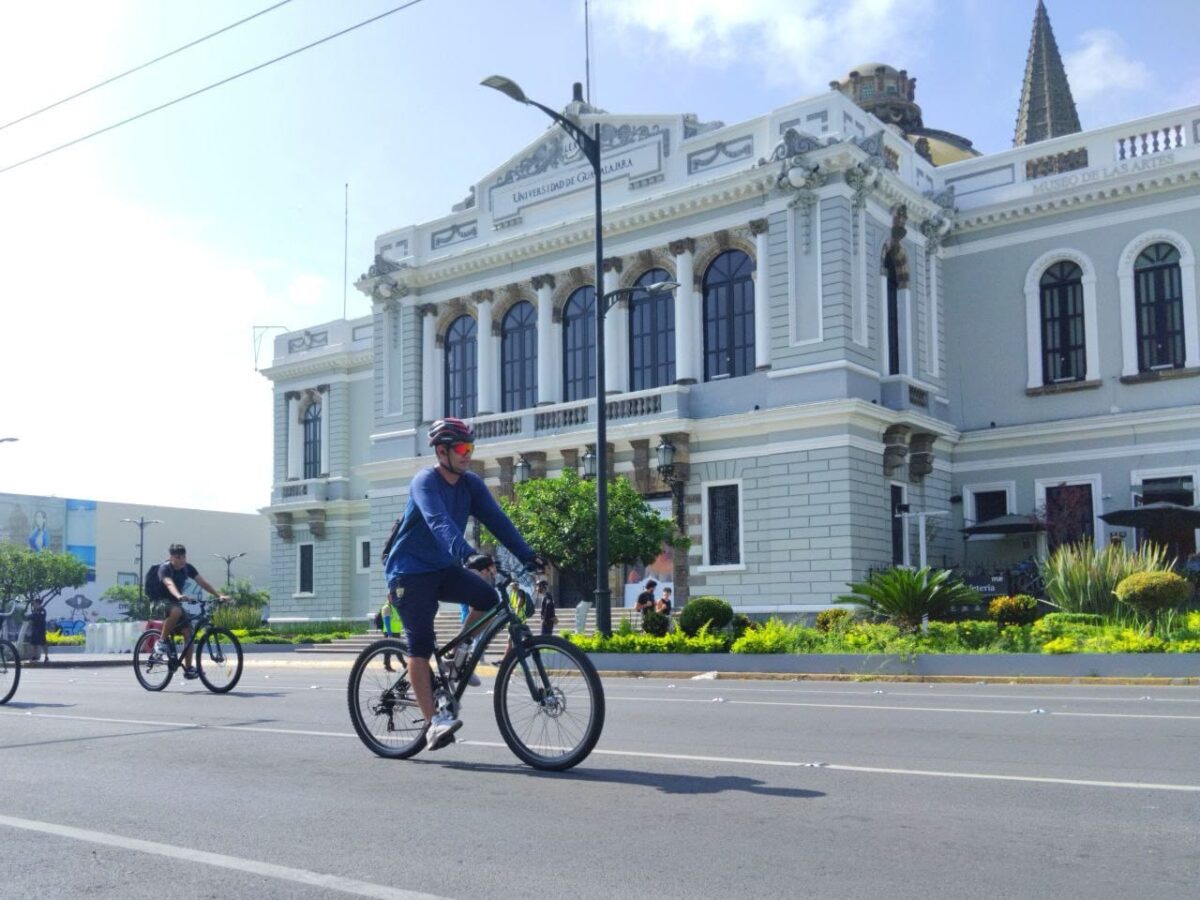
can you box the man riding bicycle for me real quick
[384,417,544,751]
[153,544,228,679]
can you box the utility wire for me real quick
[0,0,297,133]
[0,0,429,177]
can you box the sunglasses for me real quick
[450,442,474,456]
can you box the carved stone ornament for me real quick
[602,256,624,274]
[748,219,769,237]
[371,279,409,303]
[668,237,696,256]
[367,253,405,278]
[683,113,725,139]
[767,127,833,163]
[531,274,556,292]
[924,185,956,211]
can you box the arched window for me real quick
[1134,243,1184,371]
[702,250,755,381]
[629,268,675,390]
[302,402,321,479]
[501,301,537,411]
[1040,261,1086,384]
[562,286,596,401]
[444,315,477,418]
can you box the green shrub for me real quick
[1042,635,1081,654]
[1114,571,1191,631]
[1032,612,1103,643]
[1039,540,1173,616]
[840,621,902,652]
[213,604,267,631]
[815,607,850,632]
[641,609,670,637]
[997,624,1035,653]
[838,567,979,632]
[1082,629,1165,653]
[1167,638,1200,653]
[955,619,1001,650]
[679,596,733,636]
[988,594,1039,626]
[568,621,728,653]
[730,618,797,654]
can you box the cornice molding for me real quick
[258,349,373,382]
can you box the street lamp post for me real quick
[482,75,676,635]
[214,552,247,588]
[121,517,163,607]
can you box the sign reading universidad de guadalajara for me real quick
[489,134,666,222]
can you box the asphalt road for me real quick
[1,663,1197,900]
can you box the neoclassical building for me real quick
[261,8,1200,620]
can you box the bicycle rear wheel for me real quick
[347,639,427,758]
[196,628,243,693]
[494,635,604,771]
[132,631,173,691]
[0,639,19,705]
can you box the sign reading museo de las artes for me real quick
[488,129,667,223]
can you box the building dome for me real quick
[830,63,978,166]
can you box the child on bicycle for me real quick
[383,418,544,751]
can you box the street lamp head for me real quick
[0,437,18,444]
[644,280,680,296]
[513,455,532,485]
[655,438,676,472]
[581,447,597,480]
[481,75,528,105]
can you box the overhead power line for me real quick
[0,0,297,133]
[0,0,429,177]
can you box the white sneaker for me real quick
[155,640,171,655]
[425,713,462,751]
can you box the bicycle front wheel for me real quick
[132,631,173,691]
[0,639,20,705]
[494,635,604,771]
[347,639,426,759]
[196,628,243,693]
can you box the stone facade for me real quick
[260,81,1200,619]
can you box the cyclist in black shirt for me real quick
[153,544,228,679]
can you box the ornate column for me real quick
[475,290,496,414]
[670,238,698,384]
[285,391,302,480]
[533,275,559,405]
[749,220,772,370]
[602,257,627,393]
[420,305,438,422]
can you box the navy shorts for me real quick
[389,566,499,659]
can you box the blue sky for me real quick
[0,0,1196,512]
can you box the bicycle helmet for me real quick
[427,417,474,447]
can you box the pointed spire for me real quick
[1013,0,1081,146]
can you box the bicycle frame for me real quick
[426,571,553,707]
[153,601,219,669]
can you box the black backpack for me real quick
[144,562,167,600]
[380,518,402,565]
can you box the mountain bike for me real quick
[0,630,19,705]
[347,564,605,771]
[132,599,243,693]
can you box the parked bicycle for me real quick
[0,615,19,705]
[347,563,604,771]
[132,598,243,693]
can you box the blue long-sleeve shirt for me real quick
[384,467,534,583]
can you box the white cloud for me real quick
[595,0,934,90]
[1064,29,1152,104]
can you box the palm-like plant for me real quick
[837,567,979,633]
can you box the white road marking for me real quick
[602,694,1200,721]
[0,813,451,899]
[6,710,1198,794]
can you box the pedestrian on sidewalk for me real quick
[634,580,657,631]
[535,579,556,636]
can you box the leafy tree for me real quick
[224,578,269,609]
[484,470,689,575]
[0,544,89,613]
[837,566,979,633]
[102,583,158,621]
